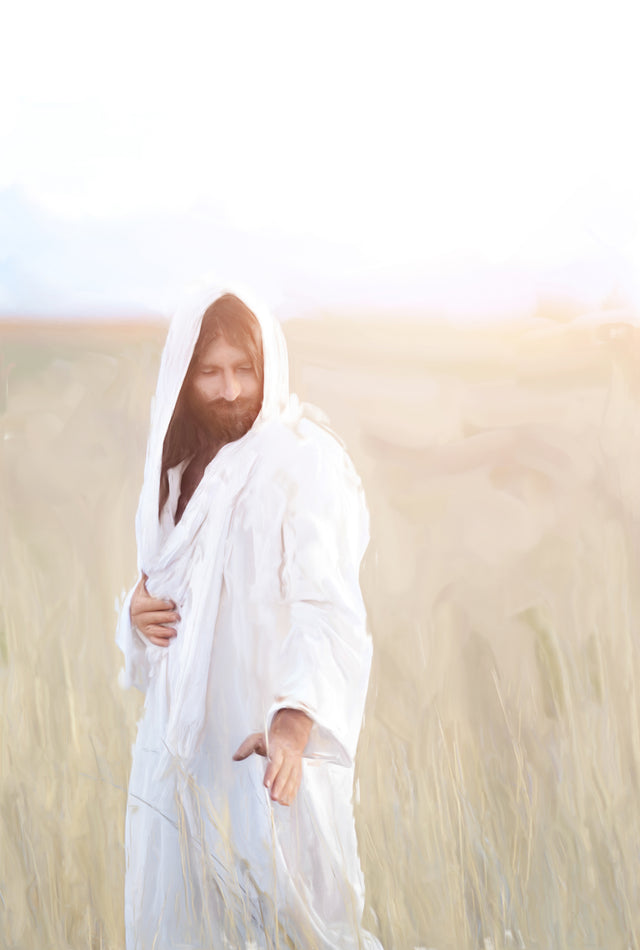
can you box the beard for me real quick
[188,394,262,448]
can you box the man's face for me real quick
[186,335,263,445]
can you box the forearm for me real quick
[269,608,372,765]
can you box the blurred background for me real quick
[3,3,640,949]
[1,0,640,321]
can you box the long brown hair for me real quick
[158,294,264,517]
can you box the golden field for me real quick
[2,311,640,949]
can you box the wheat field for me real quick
[2,312,640,950]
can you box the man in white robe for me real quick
[116,285,380,949]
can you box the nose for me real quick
[221,371,241,401]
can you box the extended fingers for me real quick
[280,768,302,806]
[233,739,302,805]
[263,747,283,792]
[266,753,302,806]
[233,732,267,761]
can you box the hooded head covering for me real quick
[130,281,303,760]
[136,281,295,562]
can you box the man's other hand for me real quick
[233,708,313,806]
[129,573,180,647]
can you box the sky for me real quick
[1,1,639,320]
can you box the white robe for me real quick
[116,283,380,949]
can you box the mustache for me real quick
[208,397,260,417]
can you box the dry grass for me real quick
[2,313,640,949]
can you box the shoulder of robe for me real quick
[251,420,368,554]
[254,417,362,497]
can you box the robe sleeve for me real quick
[266,433,373,767]
[115,575,151,693]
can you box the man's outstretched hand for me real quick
[130,573,180,647]
[233,708,313,806]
